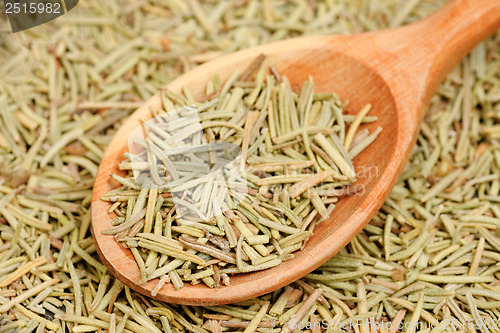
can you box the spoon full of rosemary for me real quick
[91,0,500,305]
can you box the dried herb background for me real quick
[1,0,500,332]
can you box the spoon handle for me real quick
[360,0,500,123]
[413,0,500,89]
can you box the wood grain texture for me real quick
[91,0,500,305]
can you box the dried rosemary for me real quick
[103,60,381,290]
[2,0,500,331]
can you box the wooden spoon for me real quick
[92,0,500,305]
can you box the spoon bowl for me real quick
[92,0,500,305]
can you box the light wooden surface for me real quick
[91,0,500,305]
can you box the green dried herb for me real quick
[2,0,500,331]
[103,60,381,290]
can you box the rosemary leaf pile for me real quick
[103,60,381,290]
[2,0,500,332]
